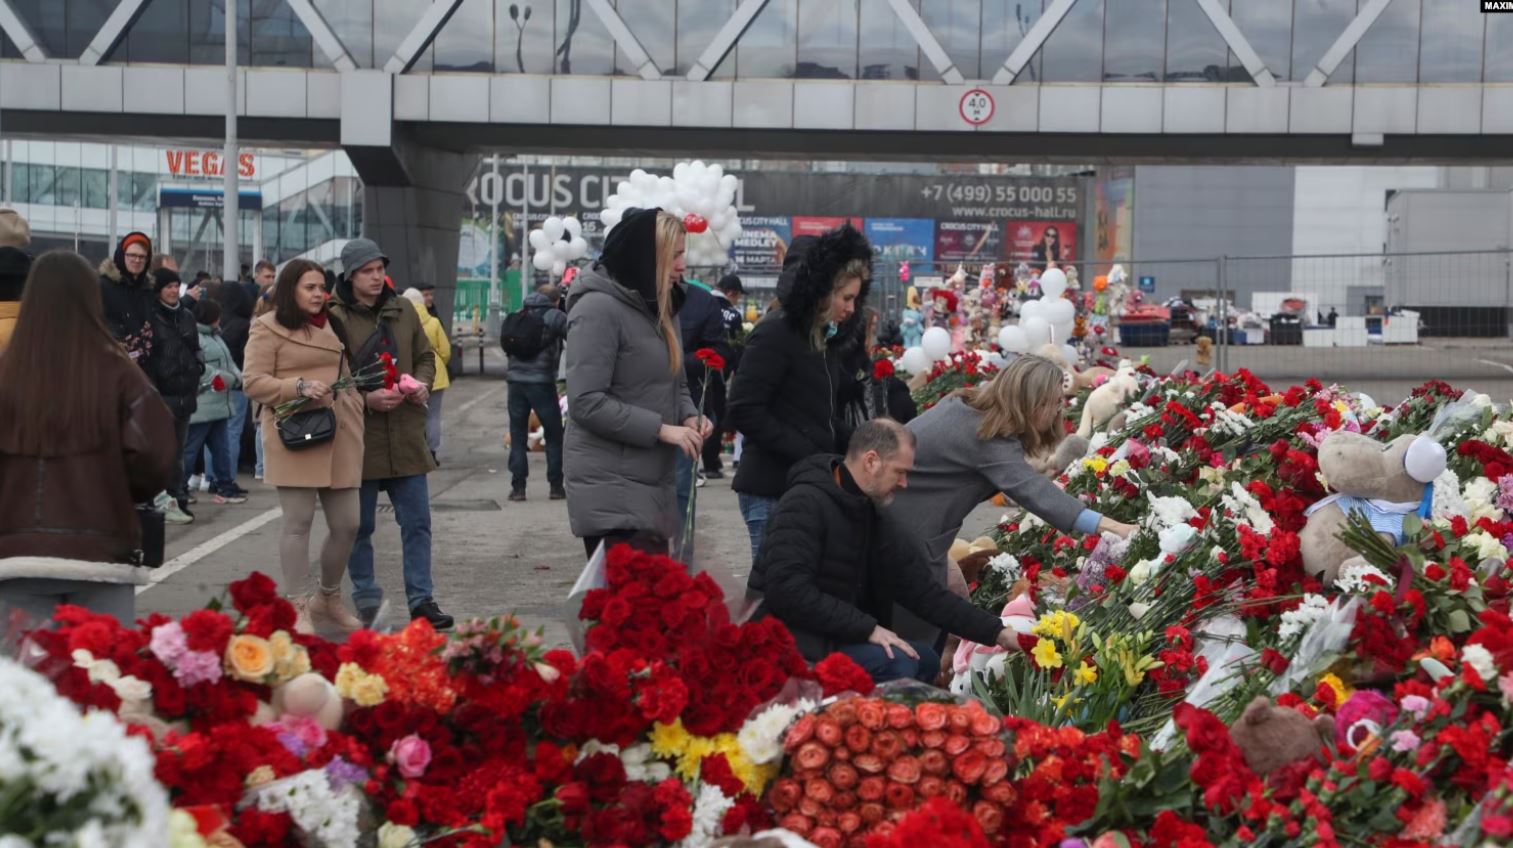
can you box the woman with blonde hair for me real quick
[885,354,1135,643]
[563,208,710,557]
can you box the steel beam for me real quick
[0,0,47,61]
[586,0,661,80]
[886,0,963,84]
[286,0,358,71]
[382,0,465,75]
[991,0,1079,85]
[686,0,769,82]
[1193,0,1277,86]
[1304,0,1397,86]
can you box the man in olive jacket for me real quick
[328,238,452,631]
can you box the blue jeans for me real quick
[838,640,942,685]
[675,453,695,561]
[183,419,234,494]
[254,420,265,477]
[737,494,779,565]
[348,475,434,613]
[506,382,563,488]
[225,390,249,474]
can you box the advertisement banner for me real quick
[732,215,791,269]
[934,220,1001,264]
[864,218,935,263]
[1095,166,1134,264]
[791,216,865,238]
[1005,221,1077,271]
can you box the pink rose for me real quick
[396,374,425,395]
[388,733,431,779]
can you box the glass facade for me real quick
[1,0,1507,85]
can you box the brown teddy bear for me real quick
[1195,336,1213,369]
[1228,695,1335,776]
[1299,431,1446,587]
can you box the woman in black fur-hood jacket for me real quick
[727,223,872,564]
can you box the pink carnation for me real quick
[274,714,329,751]
[173,649,223,687]
[149,621,188,664]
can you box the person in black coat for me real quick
[99,231,156,364]
[727,224,873,565]
[747,420,1013,682]
[143,268,204,516]
[678,281,735,476]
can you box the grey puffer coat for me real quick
[563,265,697,540]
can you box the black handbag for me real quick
[133,505,165,568]
[276,407,336,450]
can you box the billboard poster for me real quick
[934,220,1001,264]
[1006,220,1077,271]
[732,215,791,270]
[864,218,935,262]
[1095,166,1134,264]
[791,216,864,238]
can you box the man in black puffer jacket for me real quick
[99,231,157,365]
[746,419,1013,683]
[143,268,204,522]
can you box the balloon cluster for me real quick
[1008,268,1074,349]
[528,216,589,279]
[600,161,744,267]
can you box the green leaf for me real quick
[1448,608,1473,633]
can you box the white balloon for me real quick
[986,352,1007,369]
[528,229,549,251]
[673,162,690,181]
[720,174,738,193]
[552,259,567,277]
[564,217,583,239]
[1020,300,1046,322]
[1046,298,1075,326]
[899,347,930,375]
[532,251,553,271]
[922,327,952,361]
[568,237,588,258]
[1062,344,1080,367]
[1022,317,1051,348]
[998,325,1029,353]
[554,240,574,259]
[543,217,565,241]
[630,168,649,184]
[1040,268,1068,300]
[600,208,622,230]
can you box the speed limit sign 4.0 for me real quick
[959,88,995,126]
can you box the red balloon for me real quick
[683,213,709,234]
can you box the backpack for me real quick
[499,307,547,359]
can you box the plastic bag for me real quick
[563,540,608,655]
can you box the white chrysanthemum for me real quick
[1335,561,1392,595]
[1209,403,1254,436]
[1220,482,1275,534]
[987,553,1022,582]
[1463,643,1498,682]
[1143,493,1197,530]
[1465,477,1504,522]
[620,743,671,783]
[1433,468,1468,521]
[737,700,815,766]
[679,784,737,848]
[1467,531,1510,562]
[1158,524,1196,556]
[256,770,361,848]
[1279,594,1331,642]
[1124,401,1154,421]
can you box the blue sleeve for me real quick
[1073,509,1102,535]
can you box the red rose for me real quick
[816,654,875,697]
[873,359,895,380]
[386,797,420,826]
[886,755,921,785]
[914,702,948,732]
[228,572,279,613]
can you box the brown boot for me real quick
[311,586,363,632]
[289,596,315,635]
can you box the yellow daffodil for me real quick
[1032,637,1064,670]
[1074,661,1098,686]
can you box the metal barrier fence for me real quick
[708,249,1513,405]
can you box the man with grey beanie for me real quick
[328,238,452,630]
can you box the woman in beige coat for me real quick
[243,259,366,633]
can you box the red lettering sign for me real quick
[165,149,257,179]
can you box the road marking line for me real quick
[136,507,283,595]
[1478,358,1513,376]
[455,385,504,417]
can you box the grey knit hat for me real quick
[340,238,388,275]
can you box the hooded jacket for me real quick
[747,455,1005,662]
[99,232,156,364]
[143,299,204,417]
[563,208,697,540]
[328,271,437,480]
[504,291,569,385]
[728,225,873,498]
[190,323,242,425]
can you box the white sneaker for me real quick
[197,477,212,492]
[160,497,193,525]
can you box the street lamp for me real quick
[508,4,532,73]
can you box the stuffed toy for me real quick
[1196,336,1214,369]
[901,287,924,349]
[1036,343,1114,396]
[1228,695,1335,777]
[1300,431,1446,586]
[1334,690,1398,753]
[1076,362,1139,438]
[948,536,1001,586]
[1027,433,1091,478]
[270,672,345,731]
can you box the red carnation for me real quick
[816,653,875,697]
[210,374,226,392]
[694,347,727,372]
[873,359,895,380]
[180,609,234,654]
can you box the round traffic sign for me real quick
[959,88,995,126]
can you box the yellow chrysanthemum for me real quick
[1109,459,1131,478]
[676,735,716,781]
[1032,637,1064,670]
[1031,610,1080,642]
[649,719,691,759]
[1074,661,1098,686]
[1083,456,1108,476]
[713,734,774,795]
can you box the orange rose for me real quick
[856,700,887,730]
[804,778,835,804]
[844,724,871,753]
[982,782,1017,805]
[971,710,1003,737]
[921,730,947,749]
[973,801,1005,835]
[856,775,886,801]
[795,742,831,771]
[943,734,971,756]
[981,757,1009,786]
[225,634,274,682]
[952,751,988,785]
[885,704,914,729]
[974,738,1006,759]
[919,749,949,776]
[853,754,885,775]
[829,762,859,790]
[947,705,973,732]
[784,714,815,751]
[918,775,946,798]
[859,802,886,825]
[815,717,844,747]
[769,778,803,813]
[838,811,863,834]
[828,701,858,727]
[900,728,920,748]
[871,731,902,760]
[884,781,916,810]
[778,813,814,837]
[915,702,949,732]
[887,755,922,785]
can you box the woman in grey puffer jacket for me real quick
[564,208,708,557]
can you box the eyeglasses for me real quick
[125,252,149,260]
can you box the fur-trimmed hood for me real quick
[780,224,872,339]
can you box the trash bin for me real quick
[1269,315,1302,346]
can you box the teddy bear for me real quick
[1300,430,1447,587]
[1196,336,1214,369]
[901,287,924,349]
[1228,695,1335,777]
[1076,362,1139,438]
[267,672,345,731]
[1035,343,1115,397]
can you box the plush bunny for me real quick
[1228,696,1335,777]
[1300,431,1446,587]
[270,672,345,731]
[1076,362,1139,438]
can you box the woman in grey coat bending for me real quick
[564,208,710,558]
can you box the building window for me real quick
[1229,0,1293,82]
[125,0,190,64]
[1039,0,1104,82]
[796,0,858,79]
[615,0,674,77]
[738,0,797,79]
[1290,0,1355,84]
[1103,0,1164,82]
[858,0,918,81]
[248,0,313,67]
[497,0,558,74]
[918,0,979,81]
[1355,0,1419,83]
[675,0,737,78]
[982,0,1043,83]
[313,0,373,67]
[434,0,495,72]
[1418,0,1483,83]
[1165,0,1231,81]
